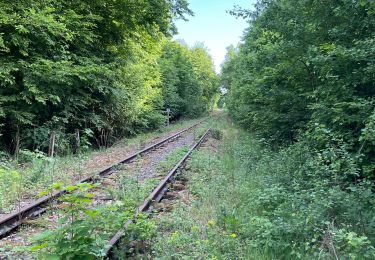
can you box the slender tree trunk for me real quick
[48,131,56,157]
[74,129,80,153]
[14,125,20,159]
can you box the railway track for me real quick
[106,128,211,258]
[0,119,207,239]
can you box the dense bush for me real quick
[219,0,375,258]
[223,0,374,152]
[221,0,375,210]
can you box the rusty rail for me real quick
[0,119,208,238]
[105,127,211,257]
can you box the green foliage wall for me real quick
[222,0,375,177]
[159,41,219,119]
[0,0,218,153]
[220,1,375,256]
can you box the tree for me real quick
[159,40,218,119]
[223,0,375,149]
[0,0,193,152]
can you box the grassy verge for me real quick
[150,113,375,259]
[0,117,206,214]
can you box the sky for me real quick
[174,0,255,73]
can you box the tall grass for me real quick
[152,114,375,259]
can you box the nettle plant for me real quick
[27,180,159,259]
[29,182,108,259]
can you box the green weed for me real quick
[151,116,375,259]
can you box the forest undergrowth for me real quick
[151,113,375,259]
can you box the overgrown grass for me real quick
[16,178,157,259]
[151,114,375,259]
[2,118,213,258]
[0,117,208,214]
[156,145,190,174]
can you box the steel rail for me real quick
[105,127,211,257]
[0,119,208,238]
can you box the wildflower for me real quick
[171,231,179,239]
[230,233,237,238]
[207,219,216,226]
[191,225,200,232]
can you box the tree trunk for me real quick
[48,131,56,157]
[14,125,20,159]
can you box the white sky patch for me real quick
[174,0,254,73]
